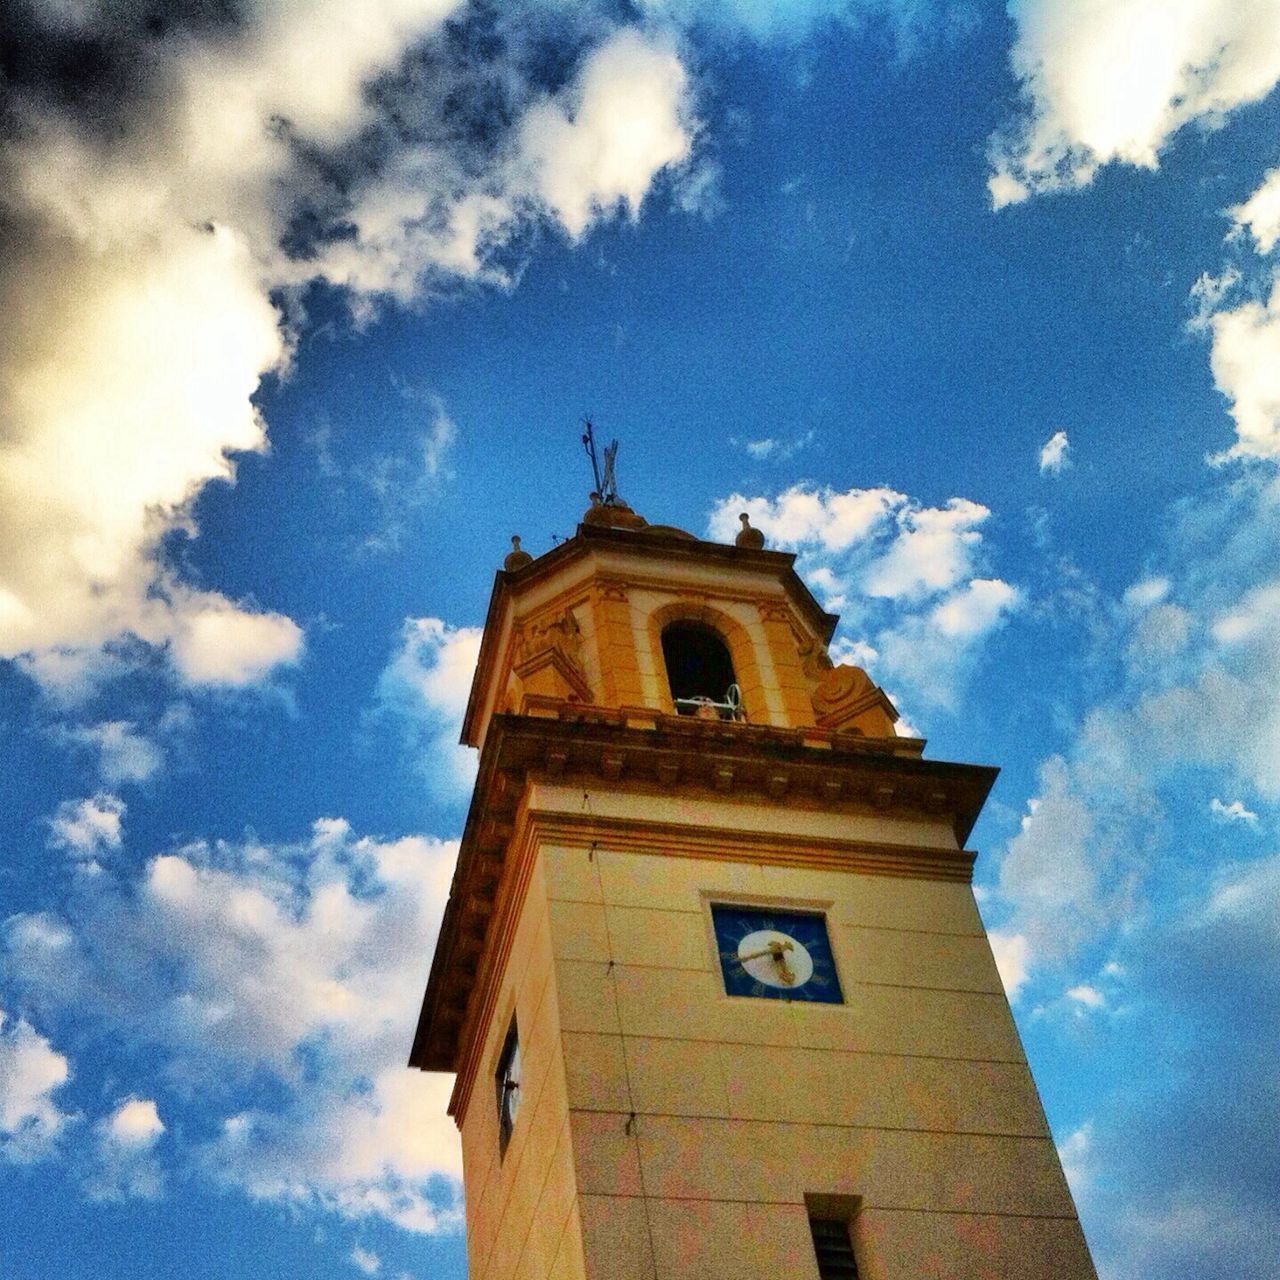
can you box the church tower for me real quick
[410,494,1097,1280]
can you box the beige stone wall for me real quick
[533,825,1095,1280]
[456,855,586,1280]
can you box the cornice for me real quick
[409,707,998,1076]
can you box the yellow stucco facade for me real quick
[411,508,1098,1279]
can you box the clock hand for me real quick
[737,939,794,964]
[736,939,799,984]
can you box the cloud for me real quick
[105,1098,165,1147]
[997,755,1111,966]
[989,1,1280,206]
[1209,797,1259,824]
[993,472,1280,992]
[89,1098,166,1202]
[1202,273,1280,462]
[420,397,458,481]
[709,485,902,554]
[351,1245,383,1275]
[371,618,482,804]
[1056,1122,1093,1203]
[169,595,304,687]
[0,8,700,695]
[990,2,1280,462]
[62,721,164,786]
[1038,429,1070,474]
[342,385,460,553]
[0,1010,72,1162]
[1065,983,1105,1009]
[635,0,976,47]
[987,930,1030,1000]
[516,29,694,240]
[735,429,816,462]
[1123,576,1170,610]
[3,819,462,1230]
[1229,166,1280,255]
[863,498,993,600]
[1077,853,1280,1277]
[307,23,701,301]
[708,485,1021,712]
[47,794,125,861]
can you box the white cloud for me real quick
[420,397,458,481]
[1188,266,1244,330]
[990,0,1280,206]
[1230,166,1280,255]
[735,429,816,462]
[707,485,1019,711]
[929,578,1021,640]
[1038,429,1070,474]
[988,931,1030,1000]
[875,580,1021,712]
[169,595,304,687]
[1123,577,1170,610]
[1209,796,1259,824]
[351,1246,382,1275]
[863,498,992,600]
[104,1098,165,1148]
[89,1098,166,1202]
[1202,850,1280,925]
[1126,602,1192,670]
[1203,273,1280,462]
[372,618,482,803]
[4,819,462,1229]
[1057,1122,1093,1204]
[1,9,700,695]
[517,30,694,240]
[1065,983,1105,1009]
[709,485,902,553]
[635,0,973,46]
[0,1010,72,1162]
[64,721,164,786]
[997,756,1105,967]
[47,794,125,860]
[995,474,1280,985]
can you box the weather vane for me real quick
[581,418,621,506]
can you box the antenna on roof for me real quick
[581,418,620,506]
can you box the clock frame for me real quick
[711,903,844,1003]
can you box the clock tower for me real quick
[410,496,1097,1279]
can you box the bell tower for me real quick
[410,497,1097,1280]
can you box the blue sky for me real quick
[3,2,1280,1277]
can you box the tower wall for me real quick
[450,780,1095,1280]
[455,853,584,1280]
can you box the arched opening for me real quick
[661,621,743,719]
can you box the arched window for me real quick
[661,621,742,719]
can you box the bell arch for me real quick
[646,600,768,722]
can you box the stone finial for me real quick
[504,535,533,571]
[735,512,765,549]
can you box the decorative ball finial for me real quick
[503,535,533,571]
[735,512,765,549]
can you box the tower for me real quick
[410,497,1097,1280]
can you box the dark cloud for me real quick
[1,1,243,126]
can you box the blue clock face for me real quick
[711,905,843,1003]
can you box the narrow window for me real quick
[661,621,742,719]
[809,1216,860,1279]
[495,1018,520,1155]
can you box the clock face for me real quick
[711,905,843,1003]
